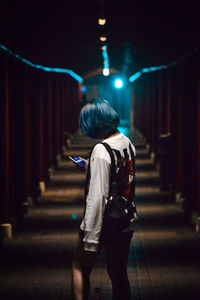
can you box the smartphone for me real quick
[68,155,86,168]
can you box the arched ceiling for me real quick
[1,0,199,79]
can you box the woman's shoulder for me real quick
[103,133,136,155]
[91,143,111,162]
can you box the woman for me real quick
[72,98,137,300]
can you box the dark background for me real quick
[1,0,199,77]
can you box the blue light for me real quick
[72,214,77,220]
[102,45,110,75]
[0,43,83,83]
[117,126,129,136]
[82,85,87,93]
[115,79,123,88]
[129,64,176,83]
[129,71,142,83]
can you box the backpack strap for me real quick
[85,142,118,198]
[101,142,135,178]
[101,142,117,179]
[113,149,121,161]
[85,142,135,199]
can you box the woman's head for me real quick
[79,98,120,139]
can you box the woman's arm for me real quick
[81,156,110,252]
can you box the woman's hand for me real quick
[74,157,87,172]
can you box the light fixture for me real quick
[103,68,109,76]
[100,36,107,42]
[98,18,106,25]
[101,45,107,50]
[115,79,123,88]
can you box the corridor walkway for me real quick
[0,130,200,300]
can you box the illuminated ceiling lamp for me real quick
[100,35,107,42]
[98,2,106,26]
[98,17,106,25]
[99,1,109,77]
[102,45,109,76]
[103,68,109,76]
[114,78,123,88]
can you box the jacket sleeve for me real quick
[81,156,110,252]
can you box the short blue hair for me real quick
[79,98,120,139]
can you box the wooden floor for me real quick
[1,130,200,300]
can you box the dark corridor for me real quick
[1,1,200,299]
[1,131,200,299]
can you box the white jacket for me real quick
[80,133,136,251]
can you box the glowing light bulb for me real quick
[103,68,109,76]
[100,36,107,42]
[98,18,106,25]
[115,79,123,88]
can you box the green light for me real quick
[72,214,77,220]
[115,79,123,88]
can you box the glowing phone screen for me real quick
[72,156,86,167]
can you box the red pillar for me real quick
[158,71,168,135]
[146,79,152,144]
[198,63,200,213]
[0,54,11,222]
[24,68,33,197]
[167,69,172,133]
[176,65,184,192]
[39,72,45,181]
[151,73,159,154]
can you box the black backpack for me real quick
[100,142,138,242]
[85,142,139,243]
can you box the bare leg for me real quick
[105,233,132,300]
[72,235,100,300]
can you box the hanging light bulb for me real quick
[98,18,106,25]
[100,36,107,42]
[103,68,109,76]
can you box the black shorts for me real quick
[79,229,133,245]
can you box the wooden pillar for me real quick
[197,61,200,213]
[143,77,148,138]
[39,72,45,181]
[65,78,81,134]
[56,77,62,154]
[167,69,172,133]
[158,71,168,135]
[24,68,33,197]
[43,74,51,180]
[181,57,198,211]
[167,67,179,189]
[0,54,11,223]
[158,72,163,135]
[151,73,159,154]
[10,61,27,223]
[176,65,184,192]
[50,74,58,166]
[31,70,42,200]
[60,77,67,146]
[146,78,152,144]
[47,75,54,167]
